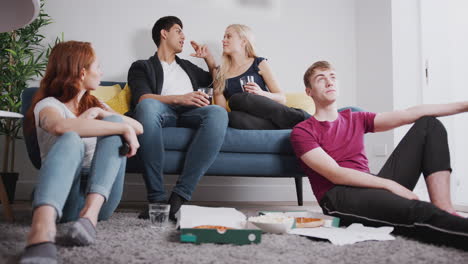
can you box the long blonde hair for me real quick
[214,24,257,94]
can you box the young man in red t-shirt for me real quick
[291,61,468,248]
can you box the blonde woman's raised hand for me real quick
[190,41,211,59]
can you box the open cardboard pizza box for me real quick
[178,205,262,245]
[258,211,341,228]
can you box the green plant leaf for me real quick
[0,0,58,172]
[4,49,17,56]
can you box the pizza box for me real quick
[178,205,262,245]
[258,210,340,228]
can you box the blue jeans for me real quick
[134,99,228,202]
[32,115,127,222]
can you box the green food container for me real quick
[180,228,262,245]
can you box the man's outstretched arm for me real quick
[374,102,468,132]
[300,147,419,200]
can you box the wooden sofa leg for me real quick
[294,177,303,206]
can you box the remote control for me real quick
[119,142,130,156]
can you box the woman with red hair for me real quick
[20,41,143,264]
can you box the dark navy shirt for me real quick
[224,57,269,100]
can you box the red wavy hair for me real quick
[26,41,103,131]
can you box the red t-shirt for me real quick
[290,109,377,201]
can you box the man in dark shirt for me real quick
[128,16,228,220]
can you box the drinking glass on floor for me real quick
[149,203,171,228]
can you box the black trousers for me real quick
[319,117,468,249]
[228,93,309,129]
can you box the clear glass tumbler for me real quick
[149,203,171,228]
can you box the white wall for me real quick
[419,0,468,207]
[358,0,468,208]
[391,0,427,200]
[11,0,358,202]
[448,0,468,207]
[40,0,357,105]
[391,0,422,127]
[355,0,394,172]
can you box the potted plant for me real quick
[0,0,58,202]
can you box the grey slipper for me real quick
[66,217,97,246]
[19,241,57,264]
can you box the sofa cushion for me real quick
[90,84,122,101]
[105,84,131,114]
[91,83,132,114]
[126,150,303,176]
[163,127,294,154]
[93,82,315,116]
[285,92,315,114]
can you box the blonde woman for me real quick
[212,24,309,129]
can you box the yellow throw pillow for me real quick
[91,84,122,101]
[105,84,132,114]
[285,92,315,115]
